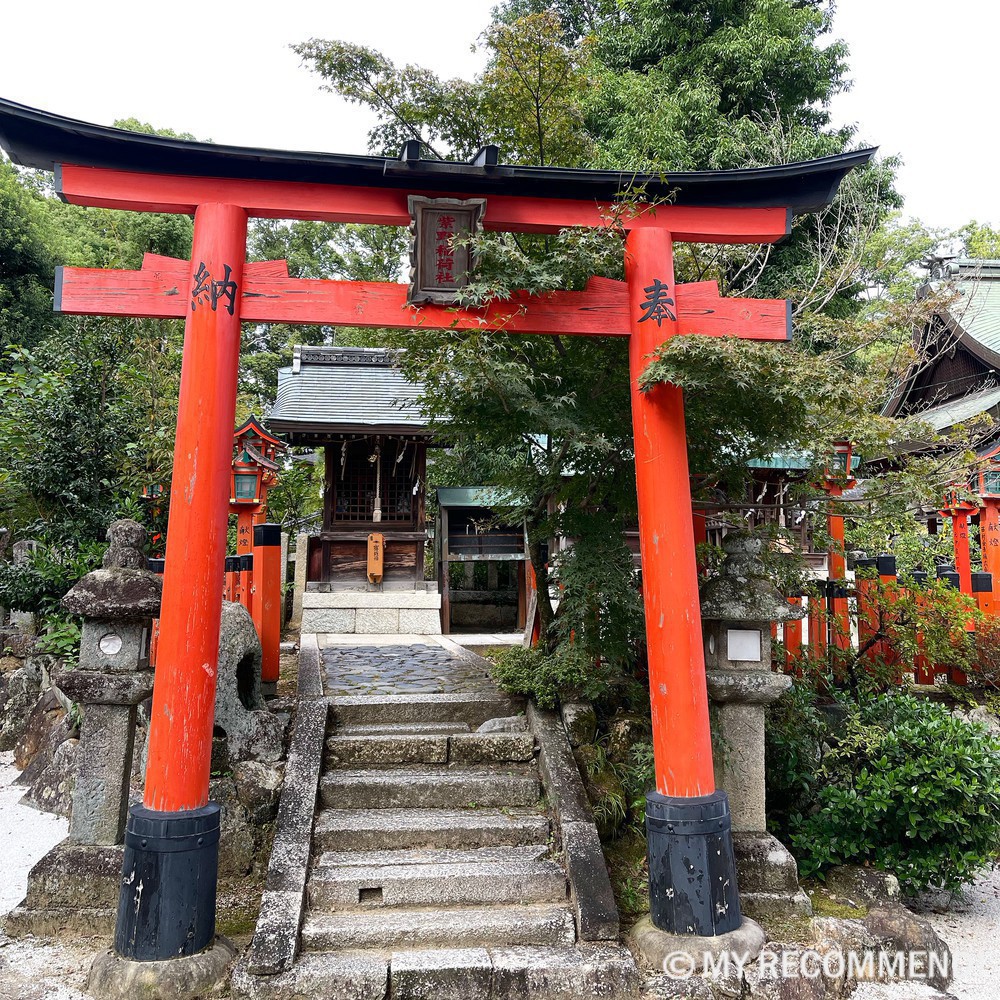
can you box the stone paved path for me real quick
[323,642,498,696]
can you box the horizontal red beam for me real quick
[57,165,791,244]
[56,255,791,341]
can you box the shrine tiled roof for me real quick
[909,385,1000,432]
[267,346,428,440]
[935,261,1000,366]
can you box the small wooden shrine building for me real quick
[267,345,430,587]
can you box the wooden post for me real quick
[824,483,851,651]
[625,228,741,936]
[253,523,282,692]
[626,229,714,799]
[143,203,247,813]
[236,508,256,555]
[783,596,803,666]
[119,202,247,962]
[981,499,1000,610]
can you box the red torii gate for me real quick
[0,99,871,959]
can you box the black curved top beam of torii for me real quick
[0,98,874,340]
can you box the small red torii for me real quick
[0,98,872,955]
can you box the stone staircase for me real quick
[235,689,639,999]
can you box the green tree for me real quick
[0,159,61,354]
[288,4,934,700]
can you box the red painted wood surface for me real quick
[981,500,1000,608]
[783,597,803,664]
[57,257,791,341]
[57,164,791,242]
[144,203,248,813]
[823,483,851,652]
[253,528,282,686]
[626,227,715,799]
[808,596,828,658]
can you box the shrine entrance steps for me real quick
[233,640,639,999]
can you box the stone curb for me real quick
[245,698,327,976]
[297,633,324,700]
[527,702,620,942]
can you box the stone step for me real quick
[307,857,568,910]
[336,722,472,736]
[330,693,522,729]
[234,944,639,1000]
[324,731,537,768]
[319,767,540,810]
[313,808,550,851]
[301,903,576,951]
[316,845,550,868]
[325,733,449,767]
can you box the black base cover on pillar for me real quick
[114,803,221,961]
[646,789,741,935]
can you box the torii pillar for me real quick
[626,229,741,934]
[116,204,248,959]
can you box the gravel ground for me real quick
[920,866,1000,999]
[0,750,93,1000]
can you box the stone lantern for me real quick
[700,532,811,919]
[57,520,161,845]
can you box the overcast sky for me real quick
[0,0,993,233]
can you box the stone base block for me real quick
[88,936,236,999]
[355,608,400,633]
[628,915,765,973]
[733,831,812,920]
[2,842,121,939]
[302,608,356,634]
[398,608,442,634]
[739,889,814,923]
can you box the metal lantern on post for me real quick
[230,417,284,554]
[826,440,856,483]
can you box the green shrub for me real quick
[765,680,826,834]
[35,614,82,665]
[491,643,613,709]
[788,692,1000,893]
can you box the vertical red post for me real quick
[808,594,828,658]
[981,499,1000,610]
[855,560,877,663]
[825,483,851,651]
[949,511,973,595]
[144,203,247,812]
[626,229,714,798]
[119,203,247,962]
[253,523,282,693]
[225,555,240,604]
[236,508,256,555]
[940,490,977,596]
[783,597,803,668]
[626,228,740,937]
[238,553,254,614]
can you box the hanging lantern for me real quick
[826,440,854,478]
[230,417,284,507]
